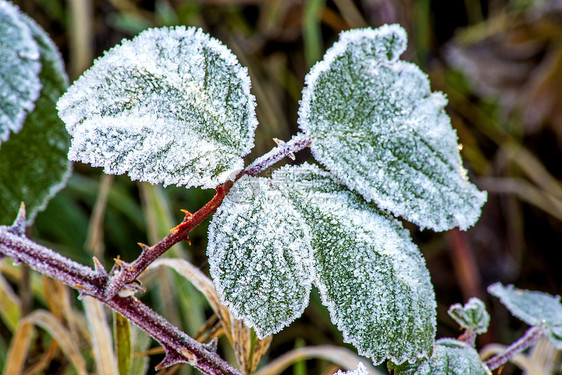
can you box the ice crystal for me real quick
[298,24,486,231]
[389,338,491,375]
[488,283,562,348]
[448,297,489,334]
[57,26,257,189]
[0,0,41,144]
[207,175,313,337]
[334,363,368,375]
[208,163,436,364]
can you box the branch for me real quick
[0,205,242,375]
[484,326,544,371]
[0,133,313,372]
[105,132,311,299]
[104,181,234,300]
[244,133,312,176]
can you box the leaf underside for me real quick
[389,339,491,375]
[208,163,436,364]
[488,283,562,348]
[57,26,258,189]
[299,24,486,231]
[0,9,70,225]
[0,0,41,144]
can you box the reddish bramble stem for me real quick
[0,133,312,373]
[484,326,543,371]
[104,181,234,300]
[0,209,242,374]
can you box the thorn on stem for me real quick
[114,256,126,269]
[137,242,150,252]
[93,256,108,277]
[207,338,218,353]
[9,203,27,236]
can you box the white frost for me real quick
[0,0,42,145]
[207,163,436,364]
[57,26,258,189]
[298,24,486,231]
[207,175,313,338]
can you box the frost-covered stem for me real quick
[457,329,476,347]
[484,326,543,370]
[106,296,241,374]
[104,181,234,300]
[0,208,242,375]
[244,133,312,176]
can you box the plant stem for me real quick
[104,181,233,300]
[0,207,243,375]
[0,132,313,373]
[484,326,543,371]
[244,133,312,176]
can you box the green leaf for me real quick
[114,312,132,375]
[207,175,313,338]
[388,339,491,375]
[0,0,41,144]
[208,163,436,364]
[0,10,70,225]
[57,26,258,189]
[298,24,486,231]
[273,164,435,364]
[488,283,562,349]
[448,297,489,334]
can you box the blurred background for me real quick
[4,0,562,373]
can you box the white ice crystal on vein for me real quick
[298,24,486,231]
[57,26,258,189]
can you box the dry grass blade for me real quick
[231,319,272,374]
[0,271,20,331]
[145,258,233,342]
[83,297,119,375]
[3,316,33,375]
[502,142,562,199]
[3,310,88,375]
[480,344,547,375]
[478,177,562,221]
[525,335,562,375]
[145,258,272,373]
[254,345,382,375]
[43,276,87,343]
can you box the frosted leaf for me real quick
[334,363,369,375]
[298,24,486,231]
[57,26,257,189]
[0,0,41,144]
[207,175,313,338]
[272,164,436,365]
[388,339,491,375]
[488,283,562,349]
[448,297,489,334]
[0,10,70,224]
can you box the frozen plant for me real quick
[2,2,561,374]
